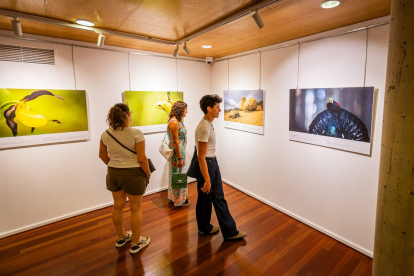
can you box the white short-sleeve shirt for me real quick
[195,118,216,157]
[101,127,145,168]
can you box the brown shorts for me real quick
[106,167,149,196]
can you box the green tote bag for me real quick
[172,172,187,189]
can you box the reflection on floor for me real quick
[0,182,372,275]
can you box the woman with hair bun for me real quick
[99,103,151,255]
[167,101,190,206]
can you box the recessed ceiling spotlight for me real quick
[202,45,212,49]
[76,19,95,27]
[321,1,341,9]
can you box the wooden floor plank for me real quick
[0,182,373,275]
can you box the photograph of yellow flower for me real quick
[0,88,89,148]
[124,91,183,133]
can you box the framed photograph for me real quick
[223,89,264,135]
[289,87,375,155]
[124,91,184,134]
[0,88,89,149]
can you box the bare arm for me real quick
[136,140,151,177]
[99,140,110,165]
[197,141,211,194]
[169,121,184,168]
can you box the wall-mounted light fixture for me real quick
[321,1,341,9]
[97,33,105,47]
[183,41,191,55]
[252,9,264,29]
[11,18,22,36]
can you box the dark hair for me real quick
[169,101,187,122]
[107,103,130,131]
[199,94,222,114]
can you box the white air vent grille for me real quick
[0,44,56,65]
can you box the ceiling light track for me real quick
[0,9,175,46]
[0,0,279,55]
[176,0,278,44]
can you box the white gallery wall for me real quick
[212,24,389,256]
[0,18,389,258]
[0,35,209,237]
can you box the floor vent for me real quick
[0,44,56,65]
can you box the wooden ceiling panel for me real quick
[165,0,255,40]
[42,0,144,29]
[185,0,391,58]
[0,0,391,59]
[19,19,99,43]
[117,19,157,37]
[127,0,189,27]
[0,16,12,32]
[0,0,46,16]
[105,36,156,52]
[126,0,254,40]
[147,25,180,40]
[0,17,97,43]
[147,43,178,56]
[0,0,145,29]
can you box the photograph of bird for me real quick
[155,95,175,117]
[1,90,66,136]
[308,98,370,142]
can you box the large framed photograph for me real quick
[0,88,89,149]
[223,90,264,135]
[124,91,184,134]
[289,87,375,155]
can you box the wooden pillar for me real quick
[373,0,414,275]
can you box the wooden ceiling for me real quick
[0,0,391,59]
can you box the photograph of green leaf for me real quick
[124,91,183,127]
[0,89,88,138]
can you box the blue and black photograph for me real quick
[289,87,375,143]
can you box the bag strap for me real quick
[106,130,136,155]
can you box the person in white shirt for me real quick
[193,94,246,240]
[99,103,151,254]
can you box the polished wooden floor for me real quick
[0,182,372,276]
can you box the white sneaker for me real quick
[115,230,132,248]
[130,236,151,254]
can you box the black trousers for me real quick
[195,157,238,239]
